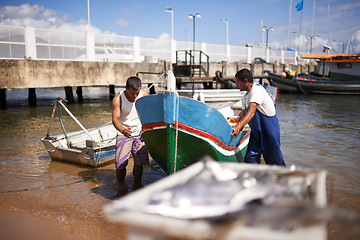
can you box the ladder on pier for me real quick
[173,50,210,78]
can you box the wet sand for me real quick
[0,185,125,240]
[1,161,359,240]
[0,159,165,240]
[1,161,360,240]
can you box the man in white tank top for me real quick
[112,76,149,193]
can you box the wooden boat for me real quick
[135,71,250,175]
[41,98,117,167]
[135,93,250,175]
[266,53,360,94]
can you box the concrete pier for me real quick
[0,59,313,107]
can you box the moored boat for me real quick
[135,71,250,175]
[41,98,118,167]
[266,53,360,94]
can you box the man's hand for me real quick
[121,128,132,138]
[232,125,241,137]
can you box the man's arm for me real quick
[141,89,148,96]
[232,102,258,136]
[112,93,132,138]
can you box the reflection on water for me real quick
[0,92,359,233]
[276,94,360,202]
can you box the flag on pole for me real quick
[296,1,303,11]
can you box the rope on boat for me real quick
[174,91,180,173]
[45,101,57,139]
[296,74,307,94]
[57,101,70,146]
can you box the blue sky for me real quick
[1,0,360,52]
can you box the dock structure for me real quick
[172,50,280,90]
[0,57,314,108]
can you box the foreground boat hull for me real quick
[267,71,360,95]
[136,93,250,174]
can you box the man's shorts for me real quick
[115,134,149,169]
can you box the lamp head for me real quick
[165,7,173,12]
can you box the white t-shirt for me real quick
[242,83,276,117]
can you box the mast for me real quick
[311,0,315,36]
[261,19,264,44]
[297,2,303,52]
[288,0,293,49]
[328,4,331,46]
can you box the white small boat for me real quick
[177,89,245,102]
[41,98,117,167]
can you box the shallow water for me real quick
[0,89,359,238]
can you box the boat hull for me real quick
[41,122,117,167]
[267,71,360,95]
[136,93,250,174]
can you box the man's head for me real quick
[235,69,253,91]
[125,76,142,102]
[126,76,142,90]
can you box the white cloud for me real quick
[116,18,130,27]
[0,3,101,33]
[158,33,170,40]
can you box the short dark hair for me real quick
[235,69,253,83]
[126,76,141,90]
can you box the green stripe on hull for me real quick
[142,126,247,174]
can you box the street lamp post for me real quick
[262,26,274,50]
[262,26,274,62]
[165,7,174,41]
[307,35,318,53]
[188,13,201,53]
[221,18,229,45]
[87,0,91,30]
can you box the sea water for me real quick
[0,88,359,237]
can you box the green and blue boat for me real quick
[135,91,250,175]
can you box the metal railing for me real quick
[0,24,304,64]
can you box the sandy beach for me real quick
[0,172,127,240]
[0,158,166,240]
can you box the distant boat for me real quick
[266,53,360,94]
[41,98,117,167]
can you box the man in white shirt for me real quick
[112,76,149,192]
[232,69,285,166]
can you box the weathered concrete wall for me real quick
[0,59,314,89]
[0,60,168,89]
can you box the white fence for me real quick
[0,25,301,64]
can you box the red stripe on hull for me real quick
[142,122,166,131]
[142,122,249,151]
